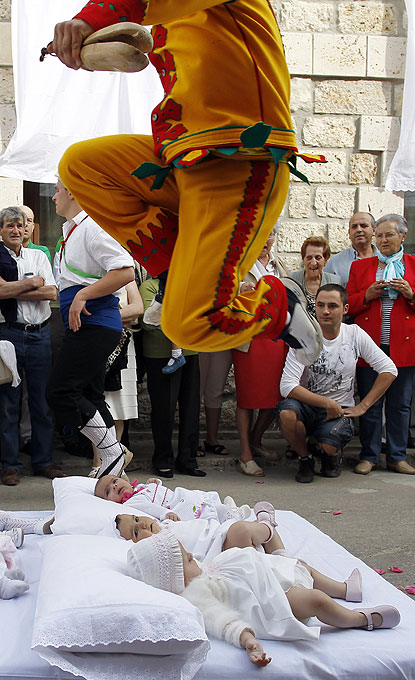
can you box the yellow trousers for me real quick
[59,134,289,351]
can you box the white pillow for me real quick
[52,476,141,537]
[32,535,209,680]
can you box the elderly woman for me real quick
[289,236,340,317]
[347,214,415,476]
[232,226,288,476]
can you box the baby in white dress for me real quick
[127,504,400,667]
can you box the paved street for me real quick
[2,432,414,598]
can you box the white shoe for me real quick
[224,496,251,519]
[1,528,24,548]
[143,298,162,327]
[279,277,323,365]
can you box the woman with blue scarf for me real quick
[347,214,415,476]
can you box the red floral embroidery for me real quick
[126,208,178,277]
[207,162,279,335]
[148,24,188,157]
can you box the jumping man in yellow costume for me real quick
[49,0,324,361]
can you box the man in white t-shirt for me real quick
[277,284,397,483]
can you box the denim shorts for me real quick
[276,398,354,450]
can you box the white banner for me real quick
[0,0,163,183]
[386,0,415,192]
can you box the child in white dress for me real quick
[94,474,250,522]
[127,505,400,667]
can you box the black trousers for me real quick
[145,354,200,471]
[47,324,121,430]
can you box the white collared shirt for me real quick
[58,211,134,292]
[0,245,57,325]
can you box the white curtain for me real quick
[0,0,163,183]
[386,0,415,191]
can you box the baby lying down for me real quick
[127,520,401,667]
[94,474,250,522]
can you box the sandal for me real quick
[88,466,100,478]
[238,460,264,477]
[196,444,206,457]
[204,441,228,455]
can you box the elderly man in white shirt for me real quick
[323,212,376,287]
[0,206,62,486]
[276,284,397,483]
[46,180,135,479]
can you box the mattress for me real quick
[1,510,415,680]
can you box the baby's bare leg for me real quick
[286,587,366,628]
[223,521,285,551]
[300,562,347,599]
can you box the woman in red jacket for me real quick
[347,214,415,475]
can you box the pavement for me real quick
[1,430,415,599]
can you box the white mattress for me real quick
[1,510,415,680]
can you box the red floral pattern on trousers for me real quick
[126,208,178,277]
[207,162,279,335]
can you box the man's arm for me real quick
[343,372,395,417]
[0,275,43,299]
[343,326,397,417]
[16,286,58,302]
[280,349,343,420]
[68,266,135,331]
[49,0,224,69]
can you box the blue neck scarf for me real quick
[376,245,405,299]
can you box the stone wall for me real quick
[273,0,407,271]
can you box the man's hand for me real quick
[342,404,366,417]
[324,398,343,420]
[165,512,180,521]
[364,280,387,303]
[68,291,91,331]
[47,19,94,69]
[27,275,45,289]
[240,282,255,293]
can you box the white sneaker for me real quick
[1,528,24,548]
[279,277,323,365]
[143,298,162,327]
[224,497,251,519]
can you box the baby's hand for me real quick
[246,639,271,667]
[166,512,180,521]
[145,477,160,485]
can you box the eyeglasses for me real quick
[376,232,399,240]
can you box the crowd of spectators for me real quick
[1,205,415,486]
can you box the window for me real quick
[23,181,62,256]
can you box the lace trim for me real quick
[32,604,206,648]
[385,178,415,192]
[36,640,210,680]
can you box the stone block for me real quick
[302,116,356,148]
[290,77,313,113]
[295,150,348,184]
[278,254,302,274]
[0,66,13,103]
[357,186,404,217]
[0,1,11,21]
[394,82,404,116]
[359,116,400,151]
[0,22,11,65]
[314,187,356,218]
[288,185,311,218]
[338,3,397,35]
[367,36,406,78]
[281,33,312,75]
[277,221,326,252]
[0,177,23,208]
[0,102,15,151]
[278,1,334,32]
[315,80,392,116]
[349,153,378,185]
[313,34,366,77]
[327,222,351,253]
